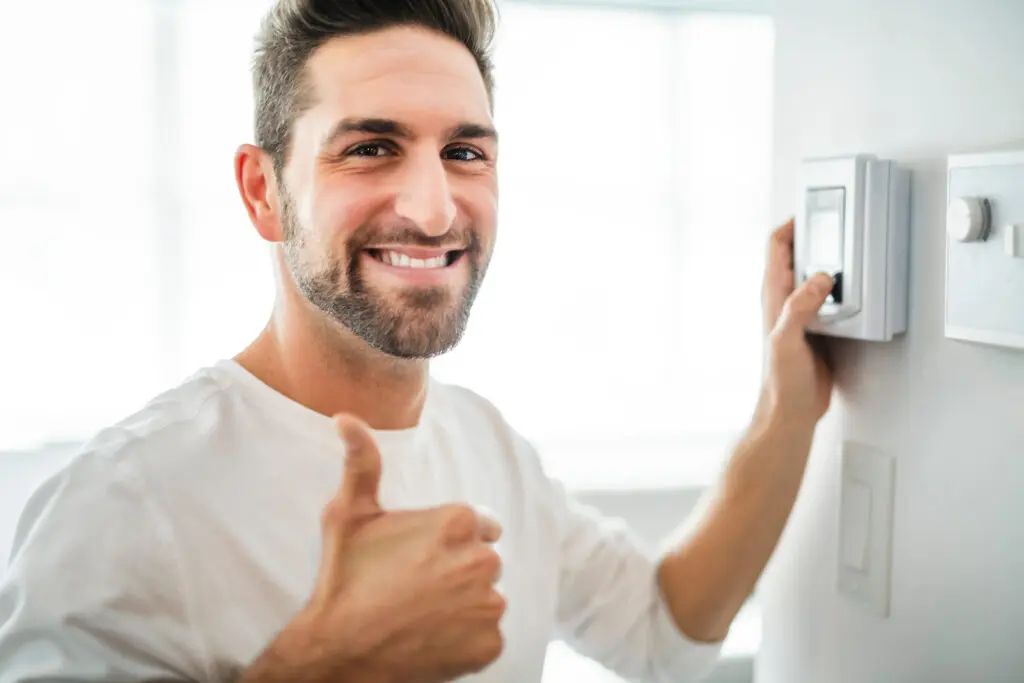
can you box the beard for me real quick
[280,192,490,359]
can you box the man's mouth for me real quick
[364,248,465,270]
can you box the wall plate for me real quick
[837,441,896,618]
[945,149,1024,350]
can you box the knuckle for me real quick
[484,547,503,573]
[487,589,508,617]
[472,546,502,578]
[477,629,505,665]
[442,504,478,540]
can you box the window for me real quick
[0,1,774,494]
[432,4,775,490]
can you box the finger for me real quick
[317,415,385,590]
[473,505,503,544]
[454,543,504,587]
[775,271,834,334]
[766,218,795,281]
[440,503,503,546]
[763,218,796,331]
[334,414,384,521]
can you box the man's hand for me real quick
[759,217,835,428]
[241,415,506,683]
[657,218,837,644]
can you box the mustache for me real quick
[346,224,476,253]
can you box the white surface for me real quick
[943,325,1024,353]
[838,480,870,571]
[760,0,1024,681]
[836,442,895,618]
[944,149,1024,351]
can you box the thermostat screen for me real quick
[806,187,845,270]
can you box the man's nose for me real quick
[393,153,457,237]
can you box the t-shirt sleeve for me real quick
[544,474,724,682]
[0,449,209,682]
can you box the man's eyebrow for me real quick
[321,117,413,150]
[322,117,498,150]
[450,122,498,143]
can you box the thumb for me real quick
[775,272,834,335]
[314,415,383,599]
[334,414,384,521]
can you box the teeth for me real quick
[378,250,448,269]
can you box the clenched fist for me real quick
[242,415,506,683]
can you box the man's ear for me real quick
[235,144,285,243]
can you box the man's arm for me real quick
[657,218,836,643]
[657,409,816,643]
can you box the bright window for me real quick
[433,4,775,489]
[0,1,774,494]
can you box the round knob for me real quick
[948,196,991,242]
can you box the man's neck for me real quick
[236,298,429,432]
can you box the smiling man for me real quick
[0,1,835,682]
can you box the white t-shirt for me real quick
[0,360,722,682]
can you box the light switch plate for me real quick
[837,441,896,618]
[945,149,1024,350]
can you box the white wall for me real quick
[758,1,1024,681]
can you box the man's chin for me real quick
[375,327,467,359]
[350,298,472,359]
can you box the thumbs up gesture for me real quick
[241,415,507,683]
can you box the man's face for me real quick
[278,26,498,359]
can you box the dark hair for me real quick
[251,0,498,174]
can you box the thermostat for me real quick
[794,154,912,342]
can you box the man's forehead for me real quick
[304,26,491,128]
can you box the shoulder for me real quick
[427,378,537,455]
[427,379,514,432]
[93,362,242,463]
[81,362,255,483]
[8,364,241,553]
[425,377,563,495]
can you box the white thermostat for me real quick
[794,154,912,342]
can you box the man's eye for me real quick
[443,146,484,162]
[347,143,395,158]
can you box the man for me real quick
[0,1,835,681]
